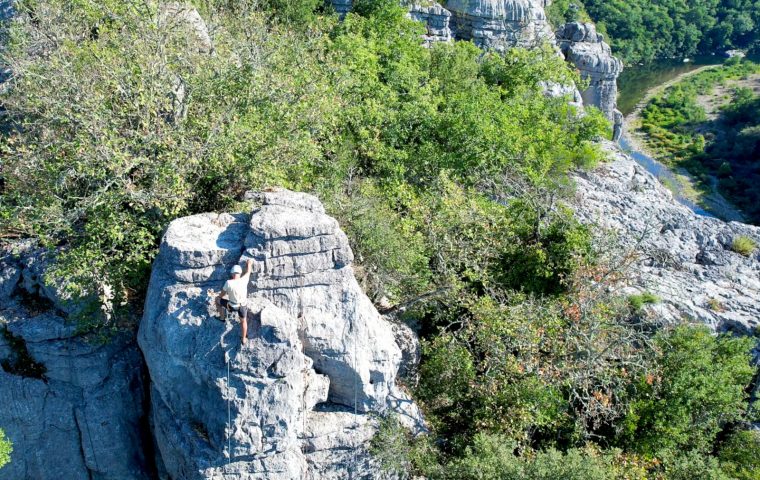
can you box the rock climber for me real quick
[209,258,253,345]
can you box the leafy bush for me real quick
[0,429,11,469]
[664,451,731,480]
[617,326,755,457]
[732,236,758,257]
[718,430,760,480]
[445,433,646,480]
[0,0,607,327]
[628,292,661,312]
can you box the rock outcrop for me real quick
[330,0,553,49]
[556,22,624,138]
[0,0,15,89]
[444,0,554,50]
[572,142,760,333]
[408,2,453,45]
[139,189,423,480]
[0,247,150,480]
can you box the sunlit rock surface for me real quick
[139,189,423,479]
[0,247,150,480]
[572,142,760,334]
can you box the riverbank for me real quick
[621,65,747,222]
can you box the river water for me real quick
[617,56,724,115]
[615,56,726,217]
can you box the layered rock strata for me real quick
[444,0,554,50]
[0,247,150,480]
[572,142,760,333]
[139,189,423,480]
[408,2,453,44]
[556,22,624,139]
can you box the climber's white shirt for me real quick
[222,273,250,306]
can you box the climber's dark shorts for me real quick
[220,298,248,320]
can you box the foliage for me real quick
[637,60,760,223]
[732,236,758,257]
[579,0,760,63]
[0,429,10,469]
[663,451,732,480]
[718,430,760,480]
[370,415,442,479]
[617,326,755,457]
[416,243,654,453]
[546,1,591,27]
[627,292,660,312]
[444,433,646,480]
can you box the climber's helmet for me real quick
[230,265,243,276]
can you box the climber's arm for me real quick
[244,258,253,276]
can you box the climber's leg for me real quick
[216,297,228,321]
[239,306,249,345]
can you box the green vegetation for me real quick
[0,429,11,469]
[718,430,760,480]
[0,0,605,319]
[732,236,758,257]
[550,1,760,63]
[637,59,760,222]
[0,2,757,479]
[628,292,661,312]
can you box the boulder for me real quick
[139,189,423,480]
[571,142,760,333]
[0,258,150,480]
[556,22,623,126]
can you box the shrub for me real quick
[370,415,442,479]
[618,326,755,457]
[0,429,11,469]
[732,236,757,257]
[446,433,646,480]
[664,451,731,480]
[707,298,724,312]
[718,430,760,480]
[628,292,661,312]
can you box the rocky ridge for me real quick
[572,142,760,333]
[138,190,423,479]
[556,22,624,140]
[0,248,150,480]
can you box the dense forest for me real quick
[1,1,759,478]
[549,0,760,63]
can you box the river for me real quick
[615,56,728,218]
[617,56,725,116]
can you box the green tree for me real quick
[618,326,755,457]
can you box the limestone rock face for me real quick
[0,0,15,87]
[556,22,623,128]
[139,189,423,480]
[443,0,554,50]
[572,142,760,333]
[0,248,150,480]
[408,2,453,44]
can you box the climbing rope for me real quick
[67,335,101,474]
[227,347,231,466]
[221,309,233,467]
[351,318,358,480]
